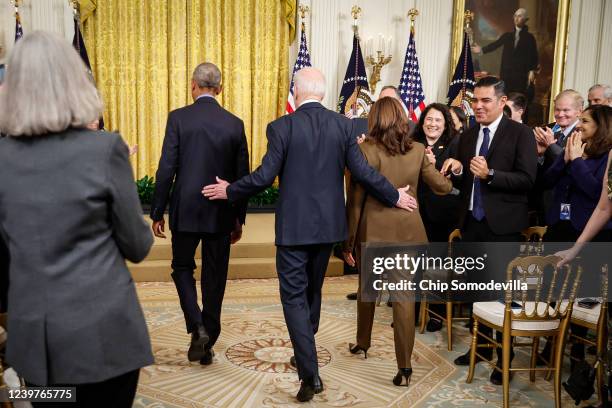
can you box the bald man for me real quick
[203,67,417,402]
[472,8,538,98]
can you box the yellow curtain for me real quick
[83,0,289,179]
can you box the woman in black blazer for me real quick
[413,103,461,332]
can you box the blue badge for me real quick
[560,203,571,221]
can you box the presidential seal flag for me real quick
[337,32,372,117]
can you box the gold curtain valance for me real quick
[83,0,290,179]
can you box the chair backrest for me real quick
[447,228,461,257]
[519,226,547,255]
[504,255,582,320]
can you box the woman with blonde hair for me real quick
[343,97,452,386]
[0,31,153,407]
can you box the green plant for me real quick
[248,186,279,206]
[136,175,155,204]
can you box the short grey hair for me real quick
[554,89,584,110]
[293,67,326,99]
[589,84,612,99]
[380,85,401,99]
[193,62,221,88]
[0,31,103,137]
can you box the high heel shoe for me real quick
[348,343,368,359]
[392,368,413,386]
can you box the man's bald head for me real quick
[294,67,326,107]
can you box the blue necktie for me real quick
[472,127,490,221]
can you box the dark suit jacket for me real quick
[226,102,399,246]
[151,97,250,233]
[415,135,461,231]
[452,115,538,235]
[543,153,612,231]
[482,26,538,93]
[0,130,153,385]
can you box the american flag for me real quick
[286,27,312,114]
[398,27,426,122]
[14,6,23,42]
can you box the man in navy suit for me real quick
[442,76,537,385]
[150,62,250,365]
[203,67,417,402]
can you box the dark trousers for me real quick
[462,214,522,361]
[276,244,333,381]
[0,235,8,313]
[171,231,231,347]
[29,369,139,408]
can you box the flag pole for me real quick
[461,10,474,103]
[407,8,419,120]
[298,4,309,35]
[351,5,361,116]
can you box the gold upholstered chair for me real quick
[466,255,582,408]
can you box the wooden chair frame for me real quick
[466,255,582,408]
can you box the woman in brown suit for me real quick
[343,97,452,386]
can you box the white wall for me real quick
[291,0,612,112]
[0,0,73,64]
[564,0,612,98]
[291,0,454,109]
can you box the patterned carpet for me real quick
[133,276,597,407]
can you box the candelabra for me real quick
[364,29,392,92]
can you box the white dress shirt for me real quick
[469,112,504,211]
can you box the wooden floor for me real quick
[128,214,344,281]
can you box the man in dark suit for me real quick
[530,90,583,224]
[472,8,538,100]
[442,76,538,385]
[203,67,417,402]
[150,62,249,365]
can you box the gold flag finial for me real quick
[351,5,362,20]
[408,8,418,28]
[298,4,309,20]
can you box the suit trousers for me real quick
[29,369,139,408]
[354,244,415,369]
[171,231,231,347]
[276,244,333,381]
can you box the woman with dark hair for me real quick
[413,103,461,331]
[450,106,468,134]
[543,104,612,241]
[540,104,612,364]
[343,97,452,387]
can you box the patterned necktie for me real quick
[472,127,490,221]
[556,130,567,147]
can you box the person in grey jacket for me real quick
[0,31,153,407]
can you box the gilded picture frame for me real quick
[450,0,571,125]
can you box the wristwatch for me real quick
[486,169,495,184]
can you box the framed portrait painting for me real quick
[451,0,571,126]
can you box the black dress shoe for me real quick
[313,375,324,394]
[392,368,413,386]
[296,379,316,402]
[346,292,357,300]
[426,318,443,332]
[490,365,513,385]
[289,355,296,368]
[187,324,210,361]
[453,349,492,366]
[199,348,214,365]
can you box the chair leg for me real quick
[446,301,453,351]
[502,331,511,408]
[545,336,555,381]
[553,334,566,408]
[466,319,478,383]
[529,336,539,382]
[419,298,427,334]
